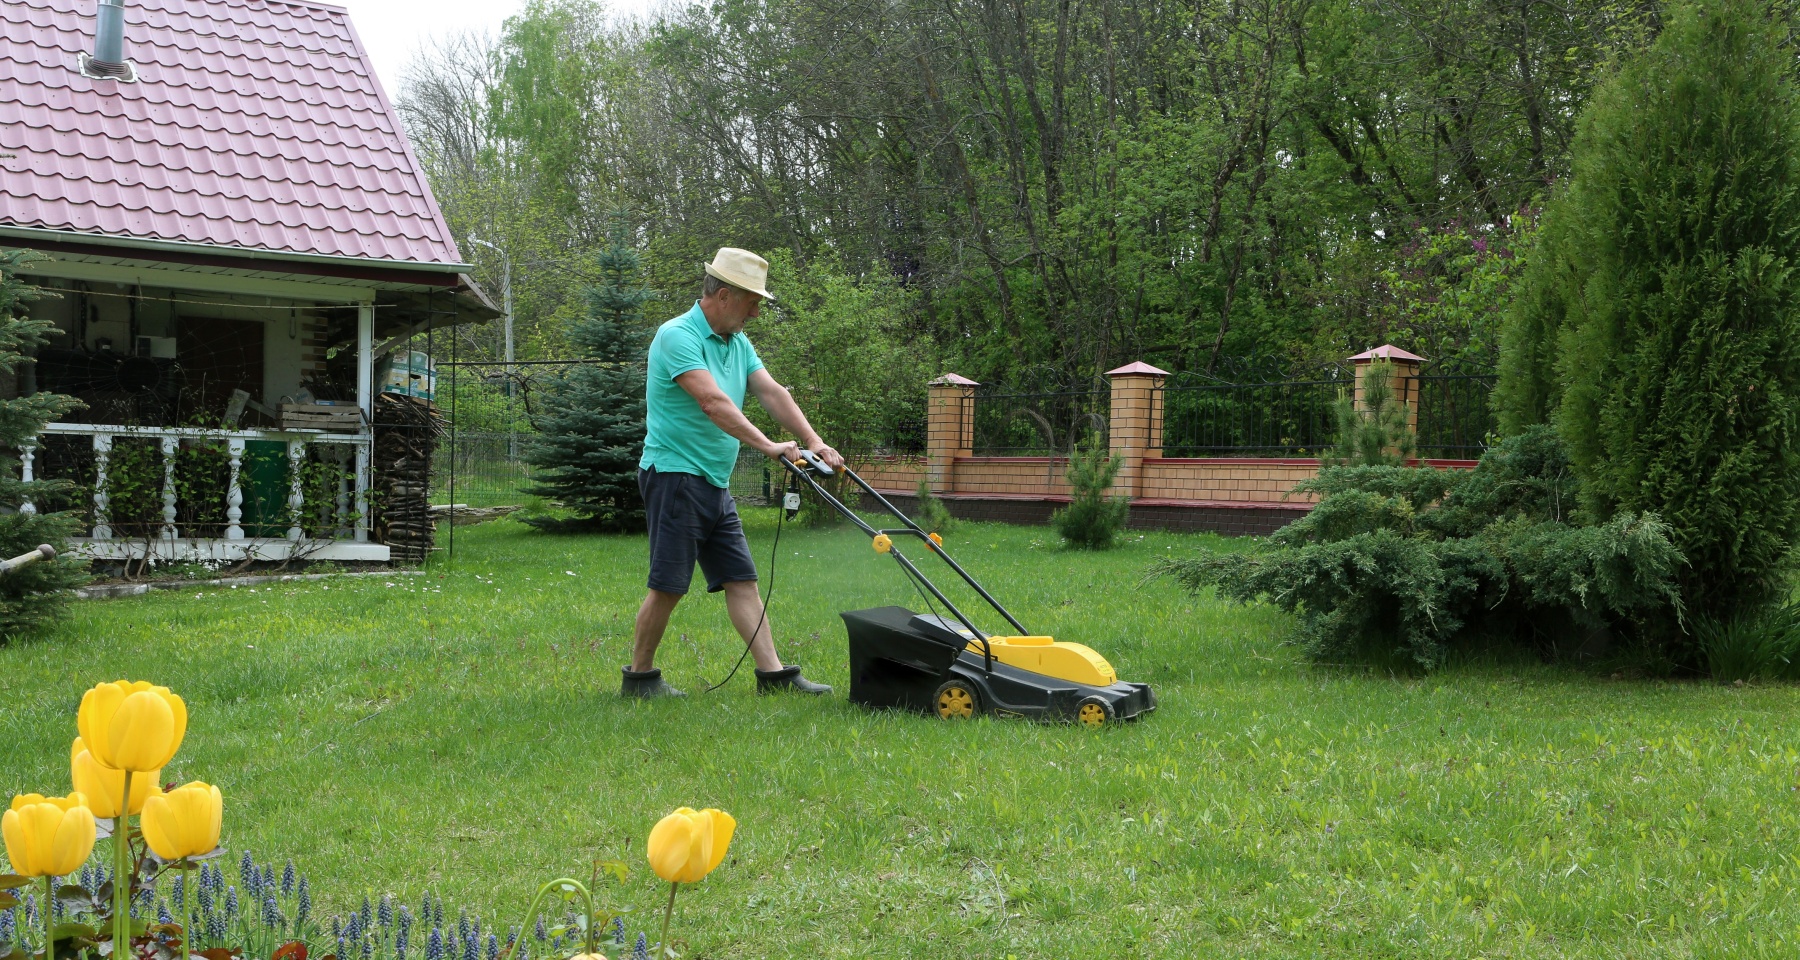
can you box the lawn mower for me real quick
[777,450,1154,726]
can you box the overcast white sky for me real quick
[341,0,664,101]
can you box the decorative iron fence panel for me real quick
[971,377,1111,456]
[1413,366,1498,459]
[1160,369,1351,458]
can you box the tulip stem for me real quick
[180,863,192,960]
[658,883,677,960]
[113,771,132,960]
[43,875,54,960]
[501,878,591,960]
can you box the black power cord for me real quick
[704,469,794,693]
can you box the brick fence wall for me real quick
[848,347,1478,537]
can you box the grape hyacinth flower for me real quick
[378,895,394,930]
[344,912,362,944]
[24,893,39,932]
[632,932,648,960]
[361,896,374,932]
[206,909,226,944]
[263,891,283,931]
[159,900,174,925]
[462,932,477,960]
[225,886,240,921]
[361,936,374,960]
[0,905,15,947]
[395,908,413,960]
[611,917,625,947]
[135,883,155,914]
[532,914,546,942]
[297,878,312,929]
[171,873,186,912]
[425,926,444,960]
[239,852,256,892]
[281,861,296,897]
[457,913,470,945]
[484,933,498,960]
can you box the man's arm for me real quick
[674,368,799,463]
[748,368,842,469]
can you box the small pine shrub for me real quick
[1052,435,1128,549]
[1329,358,1415,467]
[913,477,955,534]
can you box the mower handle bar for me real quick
[779,452,1030,644]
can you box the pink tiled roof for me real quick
[0,0,463,267]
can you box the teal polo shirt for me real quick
[640,301,765,488]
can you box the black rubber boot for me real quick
[621,666,686,699]
[755,665,832,695]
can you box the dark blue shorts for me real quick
[640,467,758,595]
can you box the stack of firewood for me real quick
[373,393,444,564]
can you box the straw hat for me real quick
[703,248,776,301]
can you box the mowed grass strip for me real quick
[2,514,1798,958]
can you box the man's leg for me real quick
[721,580,782,672]
[632,588,684,672]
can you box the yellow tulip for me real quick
[2,793,97,877]
[78,681,187,772]
[140,782,221,861]
[646,807,734,884]
[70,738,161,818]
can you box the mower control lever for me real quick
[791,448,835,476]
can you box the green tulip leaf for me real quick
[0,946,25,960]
[0,875,30,890]
[51,922,99,940]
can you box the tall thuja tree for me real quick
[1496,0,1800,630]
[524,214,654,531]
[0,250,86,634]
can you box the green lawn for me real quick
[3,515,1798,958]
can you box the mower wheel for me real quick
[933,679,981,719]
[1076,696,1114,727]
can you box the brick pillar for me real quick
[1105,361,1169,498]
[1349,344,1424,436]
[927,373,977,494]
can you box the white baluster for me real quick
[91,433,112,540]
[353,440,370,543]
[335,446,352,539]
[160,436,179,540]
[18,442,35,516]
[225,438,245,540]
[286,439,305,541]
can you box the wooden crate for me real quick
[279,402,366,432]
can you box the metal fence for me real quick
[1413,362,1498,458]
[1160,369,1350,457]
[971,377,1111,456]
[1155,359,1495,459]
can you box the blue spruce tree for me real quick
[0,250,86,634]
[524,213,654,531]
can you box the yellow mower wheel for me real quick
[1077,697,1113,727]
[933,680,979,720]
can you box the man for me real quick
[623,247,844,698]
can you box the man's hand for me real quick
[764,439,801,465]
[814,444,845,471]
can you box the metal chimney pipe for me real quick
[90,0,129,76]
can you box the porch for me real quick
[26,422,383,563]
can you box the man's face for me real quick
[716,286,763,333]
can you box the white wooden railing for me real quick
[21,423,383,562]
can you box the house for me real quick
[0,0,495,563]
